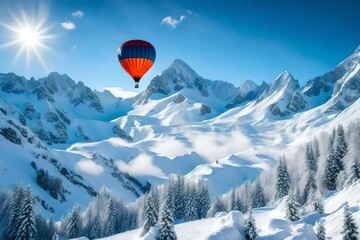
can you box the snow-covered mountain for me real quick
[0,72,133,146]
[0,44,360,222]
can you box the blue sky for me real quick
[0,0,359,92]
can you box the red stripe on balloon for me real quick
[120,58,154,80]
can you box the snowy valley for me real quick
[0,44,360,239]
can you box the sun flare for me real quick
[0,11,56,67]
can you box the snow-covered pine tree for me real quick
[275,156,291,200]
[4,185,25,240]
[252,180,266,208]
[228,189,239,212]
[242,180,251,211]
[196,179,211,219]
[89,216,101,240]
[313,193,324,214]
[104,198,117,237]
[306,143,317,172]
[184,184,198,221]
[285,193,300,222]
[350,158,360,183]
[151,185,160,217]
[156,195,177,240]
[329,128,336,149]
[141,191,159,236]
[207,197,227,217]
[335,125,348,171]
[316,221,326,240]
[164,181,176,217]
[48,218,56,240]
[304,187,315,213]
[35,214,47,240]
[15,187,37,240]
[313,137,321,163]
[244,208,257,240]
[174,175,185,220]
[67,204,82,239]
[36,215,55,240]
[236,195,244,213]
[303,170,317,204]
[324,134,341,191]
[341,202,359,240]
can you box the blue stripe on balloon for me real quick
[118,45,156,61]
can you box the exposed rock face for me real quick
[194,77,209,97]
[137,76,171,104]
[24,102,40,120]
[55,108,71,124]
[46,111,60,123]
[18,113,26,126]
[112,125,134,142]
[287,91,307,112]
[226,94,245,108]
[0,127,21,145]
[68,81,104,113]
[34,127,52,144]
[270,104,291,117]
[76,126,90,141]
[226,81,268,108]
[200,104,211,116]
[172,93,186,104]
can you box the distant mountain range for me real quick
[0,44,359,219]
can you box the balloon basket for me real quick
[134,83,139,88]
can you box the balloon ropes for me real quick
[117,40,156,88]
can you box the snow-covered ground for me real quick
[93,181,360,240]
[103,87,139,99]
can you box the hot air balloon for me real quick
[117,40,156,88]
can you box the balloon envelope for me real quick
[117,40,156,88]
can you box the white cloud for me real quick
[61,21,76,30]
[116,154,164,177]
[150,136,191,159]
[161,10,195,29]
[186,130,252,162]
[161,15,186,29]
[72,10,84,18]
[76,160,104,175]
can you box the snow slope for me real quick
[0,109,145,219]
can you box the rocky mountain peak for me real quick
[161,59,200,86]
[135,59,207,104]
[272,71,296,87]
[41,72,76,94]
[259,71,299,101]
[240,79,258,95]
[0,72,27,94]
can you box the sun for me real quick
[0,11,56,68]
[19,27,40,47]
